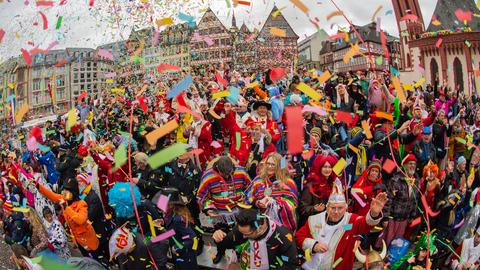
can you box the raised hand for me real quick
[370,192,388,217]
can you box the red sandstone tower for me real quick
[391,0,425,70]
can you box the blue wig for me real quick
[108,182,141,219]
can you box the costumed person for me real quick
[2,200,31,248]
[451,227,480,270]
[244,119,276,179]
[35,178,100,258]
[24,208,54,259]
[184,99,213,167]
[390,233,437,270]
[413,126,437,172]
[152,188,199,270]
[420,161,441,213]
[245,152,298,231]
[196,156,251,230]
[76,172,111,266]
[248,100,281,143]
[382,154,420,247]
[132,152,167,200]
[299,155,340,225]
[42,206,71,261]
[35,148,59,186]
[455,189,480,246]
[354,240,387,270]
[295,187,388,269]
[211,208,298,269]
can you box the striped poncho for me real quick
[197,167,251,212]
[245,176,298,231]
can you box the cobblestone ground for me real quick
[0,239,15,270]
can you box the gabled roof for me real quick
[332,22,396,51]
[427,0,480,32]
[258,5,299,39]
[196,7,230,33]
[240,23,251,34]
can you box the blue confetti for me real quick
[391,67,400,77]
[281,255,289,262]
[343,223,353,231]
[280,157,286,169]
[226,86,240,104]
[5,95,15,103]
[167,75,193,100]
[385,10,393,16]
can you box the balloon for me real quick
[26,137,38,152]
[109,226,134,260]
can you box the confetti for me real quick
[0,29,5,44]
[371,5,383,21]
[270,27,286,37]
[192,237,199,250]
[113,144,127,170]
[318,70,332,84]
[343,44,360,63]
[296,82,321,101]
[158,17,174,26]
[351,192,366,208]
[215,71,228,87]
[151,229,175,243]
[332,157,346,176]
[272,6,287,18]
[343,223,353,231]
[286,106,304,154]
[55,16,63,29]
[326,11,344,21]
[21,48,33,65]
[383,159,396,173]
[305,249,312,261]
[361,120,372,139]
[435,38,443,48]
[289,0,309,14]
[97,49,114,61]
[212,90,230,99]
[145,120,179,145]
[455,9,472,23]
[332,257,343,268]
[156,194,170,212]
[392,76,406,103]
[15,102,29,123]
[235,132,241,150]
[157,63,181,73]
[66,108,76,131]
[167,75,192,99]
[148,143,188,169]
[227,86,240,104]
[39,11,48,30]
[36,1,54,6]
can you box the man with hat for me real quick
[382,154,420,247]
[354,240,387,270]
[413,126,437,172]
[296,187,388,269]
[248,100,281,143]
[405,103,437,153]
[451,227,480,269]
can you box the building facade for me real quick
[256,6,298,69]
[298,29,329,70]
[408,0,480,95]
[233,23,257,72]
[190,8,235,68]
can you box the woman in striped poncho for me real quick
[245,152,298,231]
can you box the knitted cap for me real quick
[76,173,90,185]
[3,200,13,212]
[310,127,322,138]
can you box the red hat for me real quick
[78,145,89,157]
[401,154,417,166]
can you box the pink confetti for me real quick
[21,49,33,66]
[351,192,366,208]
[156,194,169,212]
[455,9,472,22]
[204,36,214,46]
[0,29,4,44]
[88,0,94,7]
[36,1,54,6]
[97,49,114,61]
[151,229,175,243]
[302,105,328,116]
[190,148,204,155]
[435,38,443,48]
[211,141,222,148]
[177,105,203,120]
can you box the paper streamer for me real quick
[343,44,360,63]
[380,31,390,62]
[435,38,443,48]
[113,144,127,170]
[148,143,188,169]
[151,229,175,243]
[146,120,179,145]
[177,105,203,120]
[66,108,76,131]
[215,72,228,87]
[270,27,286,37]
[409,216,421,227]
[327,11,344,21]
[361,120,372,139]
[167,75,192,99]
[15,102,29,123]
[303,105,328,116]
[212,90,230,99]
[296,83,321,101]
[286,107,304,154]
[289,0,309,14]
[371,5,383,21]
[39,11,48,30]
[157,63,180,73]
[76,91,88,103]
[318,71,332,84]
[351,192,366,208]
[156,194,170,212]
[235,132,241,150]
[392,77,406,103]
[21,49,33,66]
[333,158,346,176]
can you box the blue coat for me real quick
[36,151,59,185]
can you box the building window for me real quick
[33,79,41,91]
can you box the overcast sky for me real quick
[0,0,437,62]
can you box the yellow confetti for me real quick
[343,44,360,63]
[305,248,312,262]
[157,17,174,26]
[272,6,287,18]
[192,237,199,251]
[226,205,232,212]
[15,101,29,123]
[318,70,332,84]
[289,0,309,14]
[332,158,346,176]
[148,215,157,237]
[66,108,77,131]
[432,20,441,26]
[237,203,252,209]
[296,82,321,101]
[403,83,413,91]
[247,81,259,89]
[414,78,426,88]
[212,90,230,99]
[106,79,114,84]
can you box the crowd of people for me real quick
[1,64,480,270]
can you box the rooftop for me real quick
[426,0,480,32]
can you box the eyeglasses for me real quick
[266,162,276,167]
[328,206,346,213]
